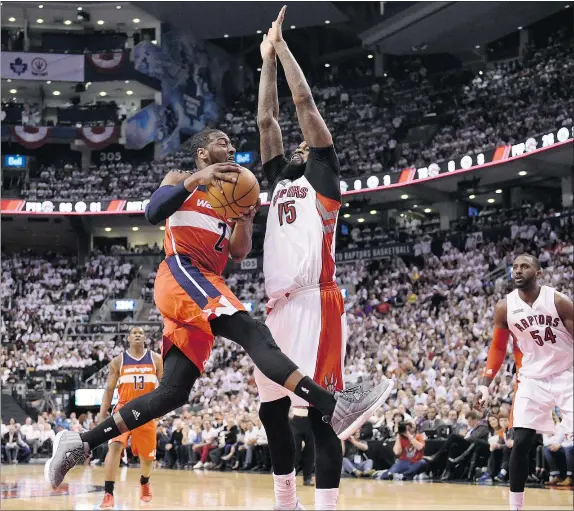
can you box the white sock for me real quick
[315,488,339,510]
[509,491,524,511]
[273,470,297,510]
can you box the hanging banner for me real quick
[2,52,85,82]
[78,126,119,149]
[10,126,51,149]
[86,52,128,73]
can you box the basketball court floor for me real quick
[1,464,572,510]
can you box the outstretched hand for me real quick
[267,5,286,46]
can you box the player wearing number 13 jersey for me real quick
[478,254,573,511]
[99,327,163,508]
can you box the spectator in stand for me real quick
[375,419,426,480]
[20,417,41,458]
[193,419,219,470]
[2,424,24,463]
[543,417,573,487]
[341,430,374,477]
[422,411,489,480]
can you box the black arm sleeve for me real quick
[144,182,190,225]
[262,154,289,187]
[304,145,341,202]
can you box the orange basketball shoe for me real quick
[140,483,152,503]
[100,492,115,509]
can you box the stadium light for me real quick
[53,91,61,96]
[479,71,483,75]
[224,34,229,38]
[8,17,16,22]
[126,90,133,95]
[400,213,404,217]
[151,40,157,44]
[257,30,262,34]
[97,20,104,25]
[401,194,408,199]
[105,227,112,232]
[368,54,373,59]
[125,80,130,84]
[413,204,417,208]
[39,4,43,7]
[469,194,475,199]
[475,45,480,49]
[343,213,350,218]
[257,68,262,72]
[345,203,349,207]
[383,73,387,77]
[64,20,72,25]
[116,5,122,9]
[358,218,364,223]
[325,63,330,68]
[159,226,165,231]
[518,170,527,176]
[77,6,82,11]
[132,227,139,231]
[517,26,523,30]
[325,20,330,24]
[99,91,107,96]
[133,18,140,23]
[290,25,296,29]
[495,189,502,194]
[9,89,16,94]
[6,79,11,82]
[370,210,377,215]
[424,208,431,213]
[487,198,495,203]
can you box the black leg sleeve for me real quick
[258,396,296,475]
[309,407,342,489]
[509,428,536,492]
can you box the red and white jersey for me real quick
[165,185,234,275]
[507,285,573,379]
[116,350,159,408]
[264,175,340,306]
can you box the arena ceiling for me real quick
[361,1,571,54]
[133,1,349,40]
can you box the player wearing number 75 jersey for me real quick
[254,6,393,511]
[476,254,573,511]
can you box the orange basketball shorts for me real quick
[154,255,244,372]
[111,404,157,461]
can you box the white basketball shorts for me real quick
[254,281,347,408]
[512,367,573,436]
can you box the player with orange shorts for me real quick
[46,129,393,493]
[97,327,163,508]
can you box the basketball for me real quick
[206,166,260,219]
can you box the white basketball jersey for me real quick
[507,285,573,379]
[264,175,339,305]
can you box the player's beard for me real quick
[282,161,306,181]
[514,275,534,289]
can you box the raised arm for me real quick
[268,6,332,149]
[98,355,121,423]
[257,35,284,164]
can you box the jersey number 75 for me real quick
[278,201,297,226]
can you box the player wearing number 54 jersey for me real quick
[477,254,573,511]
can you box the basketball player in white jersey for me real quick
[477,254,573,510]
[255,7,393,510]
